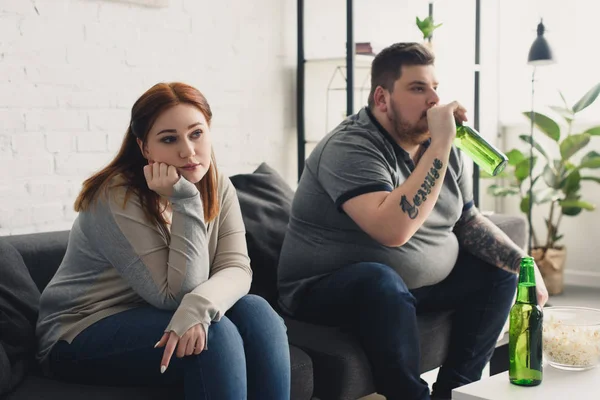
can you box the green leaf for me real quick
[560,199,595,210]
[487,184,520,197]
[543,164,560,189]
[518,134,551,161]
[561,169,581,195]
[554,160,567,178]
[560,194,584,216]
[550,105,574,123]
[583,126,600,136]
[559,91,570,109]
[581,176,600,184]
[562,206,583,216]
[506,149,526,166]
[553,234,564,243]
[579,151,600,169]
[572,83,600,113]
[520,196,530,214]
[533,187,561,204]
[416,16,442,39]
[515,157,536,182]
[560,133,591,160]
[522,111,561,141]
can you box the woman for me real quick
[36,82,291,399]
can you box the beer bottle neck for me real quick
[516,263,537,305]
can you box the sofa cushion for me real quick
[3,376,177,400]
[284,310,453,400]
[290,345,314,400]
[230,163,294,305]
[5,231,70,293]
[6,344,313,400]
[0,240,41,396]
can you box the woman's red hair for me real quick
[74,82,219,231]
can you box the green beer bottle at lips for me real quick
[509,256,543,386]
[454,122,508,176]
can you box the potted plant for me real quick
[416,16,442,46]
[485,83,600,294]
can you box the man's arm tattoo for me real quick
[455,211,524,273]
[400,158,443,219]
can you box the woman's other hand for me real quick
[154,323,206,373]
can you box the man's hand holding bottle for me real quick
[426,101,468,147]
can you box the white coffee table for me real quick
[452,364,600,399]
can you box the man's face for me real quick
[386,64,439,145]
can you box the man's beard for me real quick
[387,99,430,145]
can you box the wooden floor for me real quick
[359,284,600,400]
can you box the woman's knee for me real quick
[204,316,245,354]
[227,295,287,338]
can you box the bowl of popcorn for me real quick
[543,306,600,371]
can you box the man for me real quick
[277,42,548,400]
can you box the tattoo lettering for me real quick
[421,181,432,195]
[424,174,436,187]
[400,195,419,219]
[400,158,444,219]
[413,194,422,207]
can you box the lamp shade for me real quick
[528,19,554,66]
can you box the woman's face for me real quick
[139,104,212,184]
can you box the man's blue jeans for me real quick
[47,295,291,400]
[292,250,517,400]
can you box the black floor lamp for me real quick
[526,19,555,254]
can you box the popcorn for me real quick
[543,314,600,369]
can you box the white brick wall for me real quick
[0,0,297,235]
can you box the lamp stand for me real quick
[528,67,537,255]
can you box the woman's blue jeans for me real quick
[47,294,291,400]
[292,250,517,400]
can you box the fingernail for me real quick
[160,365,167,374]
[154,341,160,348]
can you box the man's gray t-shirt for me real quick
[277,107,473,314]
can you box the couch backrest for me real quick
[230,163,294,305]
[1,163,294,305]
[4,231,70,293]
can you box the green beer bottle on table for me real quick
[509,256,543,386]
[454,123,508,176]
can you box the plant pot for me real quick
[531,247,566,296]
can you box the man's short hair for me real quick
[367,42,435,109]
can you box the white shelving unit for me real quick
[303,55,374,157]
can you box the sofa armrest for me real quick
[484,213,527,250]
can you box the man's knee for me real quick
[352,262,414,303]
[491,267,518,288]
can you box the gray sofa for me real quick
[0,163,526,400]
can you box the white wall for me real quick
[483,0,600,286]
[3,0,598,287]
[302,0,486,132]
[0,0,297,235]
[0,0,489,236]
